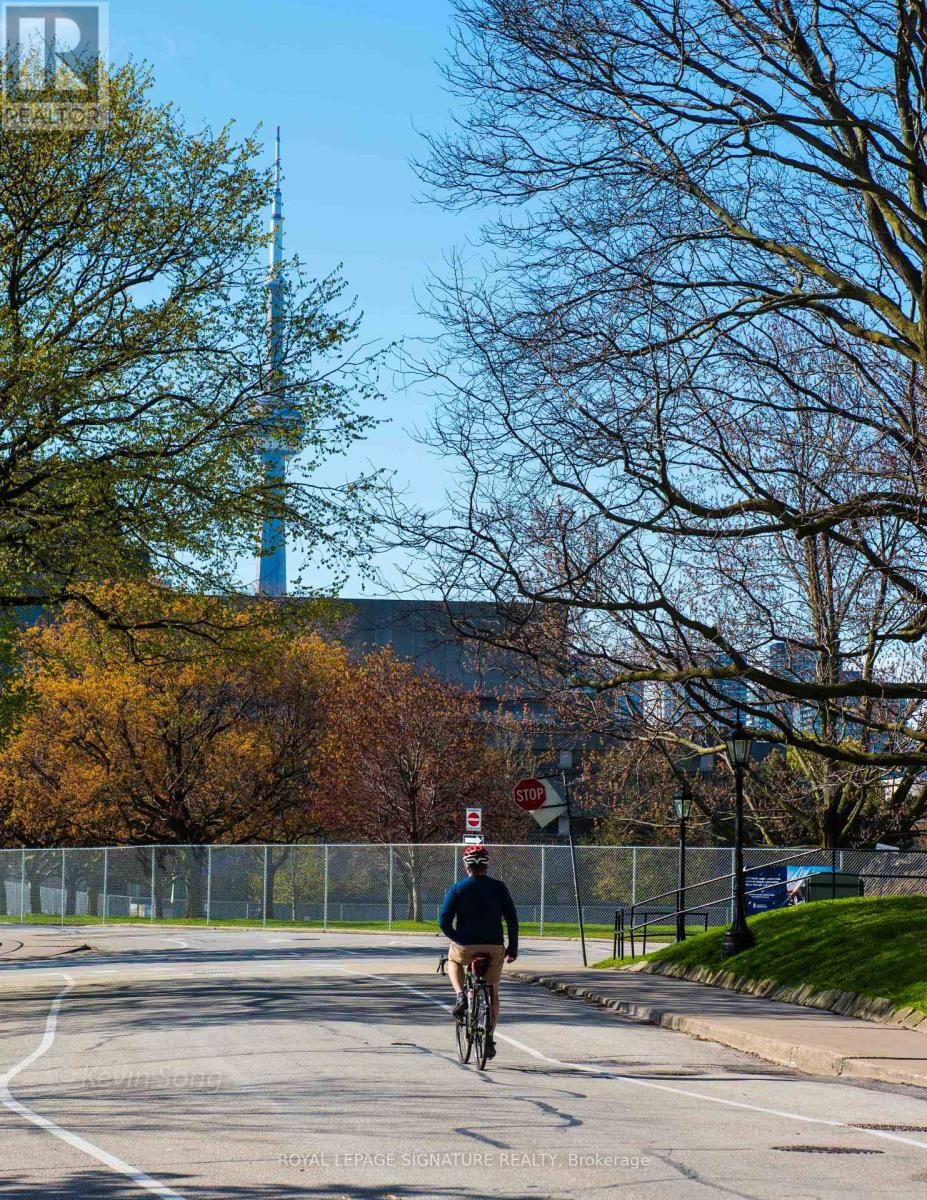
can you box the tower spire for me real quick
[257,126,289,597]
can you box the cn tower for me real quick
[257,126,290,596]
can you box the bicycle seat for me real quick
[471,953,491,978]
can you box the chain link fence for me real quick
[0,843,924,934]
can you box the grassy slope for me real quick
[595,895,927,1015]
[1,914,609,939]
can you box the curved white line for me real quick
[335,965,927,1155]
[0,974,187,1198]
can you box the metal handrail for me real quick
[612,846,838,959]
[626,845,827,913]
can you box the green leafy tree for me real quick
[0,62,380,617]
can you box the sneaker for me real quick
[452,992,467,1018]
[485,1036,496,1060]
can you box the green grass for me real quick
[595,895,927,1015]
[0,914,612,939]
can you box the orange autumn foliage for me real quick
[0,584,347,846]
[315,648,517,844]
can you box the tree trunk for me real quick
[394,849,424,922]
[184,848,208,920]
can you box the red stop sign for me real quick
[513,778,547,811]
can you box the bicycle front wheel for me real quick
[472,983,491,1070]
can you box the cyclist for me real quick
[438,844,519,1059]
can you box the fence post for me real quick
[387,847,393,931]
[150,847,156,922]
[206,845,212,926]
[19,848,25,924]
[323,844,329,931]
[730,847,736,924]
[631,846,637,907]
[263,845,269,928]
[102,847,108,924]
[60,847,66,929]
[539,845,545,937]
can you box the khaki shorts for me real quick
[448,943,506,986]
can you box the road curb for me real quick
[508,969,927,1089]
[628,958,927,1033]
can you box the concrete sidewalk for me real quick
[510,965,927,1090]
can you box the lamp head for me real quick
[724,720,754,767]
[673,785,693,820]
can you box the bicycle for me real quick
[437,953,495,1070]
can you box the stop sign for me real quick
[512,778,547,811]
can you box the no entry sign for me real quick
[465,807,482,831]
[513,777,568,828]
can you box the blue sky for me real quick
[111,1,470,595]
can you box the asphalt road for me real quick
[1,926,927,1199]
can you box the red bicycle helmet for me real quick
[462,843,489,868]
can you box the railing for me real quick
[611,850,927,959]
[612,846,834,958]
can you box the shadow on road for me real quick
[0,1173,541,1199]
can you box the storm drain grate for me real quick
[773,1145,883,1155]
[850,1123,927,1132]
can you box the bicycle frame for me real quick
[438,954,495,1070]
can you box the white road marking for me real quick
[0,974,188,1198]
[336,965,927,1155]
[164,938,189,948]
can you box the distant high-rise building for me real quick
[661,653,751,735]
[768,640,818,733]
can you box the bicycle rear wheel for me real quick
[472,982,491,1070]
[456,992,473,1063]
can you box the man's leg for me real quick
[448,960,465,994]
[448,949,468,1017]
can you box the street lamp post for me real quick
[721,719,755,958]
[673,783,693,943]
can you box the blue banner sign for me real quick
[746,863,832,914]
[745,865,787,914]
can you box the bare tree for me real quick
[388,1,927,815]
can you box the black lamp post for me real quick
[673,783,693,943]
[721,719,755,958]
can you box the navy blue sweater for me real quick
[438,874,519,954]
